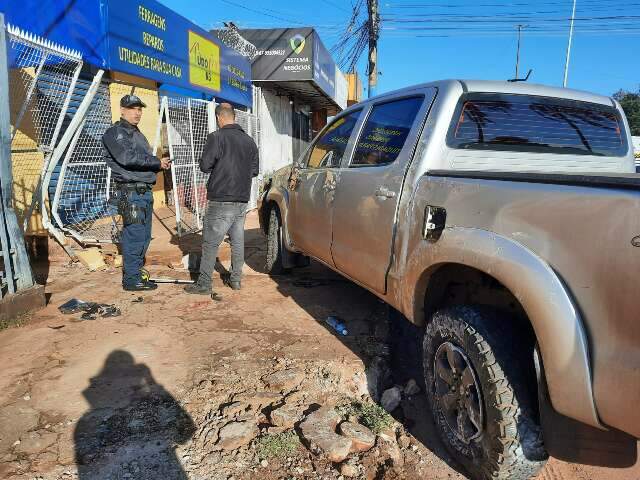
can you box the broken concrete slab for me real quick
[0,285,46,324]
[300,406,352,463]
[76,248,106,271]
[216,421,258,451]
[339,422,375,452]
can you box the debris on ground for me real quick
[326,315,348,336]
[75,248,107,271]
[58,299,121,319]
[58,299,88,314]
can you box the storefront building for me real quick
[234,28,348,175]
[1,0,252,238]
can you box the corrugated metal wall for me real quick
[254,87,294,176]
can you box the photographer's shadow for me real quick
[74,351,195,479]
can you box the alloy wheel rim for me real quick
[433,341,484,443]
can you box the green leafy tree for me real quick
[613,89,640,136]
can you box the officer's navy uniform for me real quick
[102,96,161,289]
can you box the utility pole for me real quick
[515,24,526,79]
[367,0,379,98]
[563,0,577,87]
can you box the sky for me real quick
[162,0,639,98]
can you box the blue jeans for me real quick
[121,190,153,286]
[197,201,247,288]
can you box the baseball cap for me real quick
[120,94,147,108]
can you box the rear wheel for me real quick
[265,207,289,275]
[423,306,547,480]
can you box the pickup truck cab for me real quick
[258,80,639,479]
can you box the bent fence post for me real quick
[42,69,105,254]
[0,14,35,292]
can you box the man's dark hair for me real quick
[215,103,236,121]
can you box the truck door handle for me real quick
[375,186,396,199]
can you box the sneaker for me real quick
[229,281,241,291]
[123,281,158,292]
[184,283,212,295]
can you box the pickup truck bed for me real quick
[407,171,640,438]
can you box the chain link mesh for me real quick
[165,96,210,234]
[7,25,82,235]
[52,81,119,243]
[163,96,261,235]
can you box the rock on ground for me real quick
[234,391,282,413]
[404,379,421,396]
[378,434,404,467]
[262,369,304,393]
[381,387,402,413]
[216,421,258,451]
[268,403,301,429]
[339,461,359,477]
[339,422,375,452]
[300,406,352,462]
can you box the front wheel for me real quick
[265,207,290,275]
[423,306,547,480]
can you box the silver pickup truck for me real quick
[258,80,640,479]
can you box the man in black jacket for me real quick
[185,103,259,298]
[102,94,170,291]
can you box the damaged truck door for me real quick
[331,91,435,294]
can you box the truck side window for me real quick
[351,96,423,167]
[306,110,361,169]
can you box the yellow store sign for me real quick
[188,31,221,91]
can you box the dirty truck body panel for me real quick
[260,80,639,439]
[400,172,640,437]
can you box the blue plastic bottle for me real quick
[326,316,348,336]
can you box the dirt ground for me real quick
[0,210,638,480]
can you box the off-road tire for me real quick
[265,207,289,275]
[424,306,547,480]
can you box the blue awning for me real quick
[0,0,253,106]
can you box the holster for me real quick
[115,188,148,226]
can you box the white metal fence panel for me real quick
[162,95,261,235]
[52,81,118,243]
[6,25,82,232]
[233,106,261,209]
[164,96,210,234]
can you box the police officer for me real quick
[102,94,171,291]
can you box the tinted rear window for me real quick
[448,94,627,157]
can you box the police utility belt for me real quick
[114,182,153,225]
[116,182,153,194]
